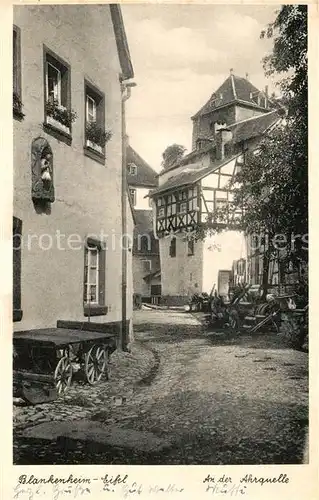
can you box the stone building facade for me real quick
[13,4,135,346]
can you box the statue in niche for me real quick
[31,137,55,203]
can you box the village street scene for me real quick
[12,4,308,466]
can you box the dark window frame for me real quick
[13,25,24,120]
[169,237,176,258]
[141,259,151,273]
[83,237,107,317]
[84,78,106,165]
[128,163,137,175]
[43,45,72,145]
[13,217,23,322]
[129,188,137,207]
[187,239,195,256]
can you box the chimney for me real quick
[264,85,269,108]
[216,128,233,160]
[245,72,249,80]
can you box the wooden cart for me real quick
[13,328,117,404]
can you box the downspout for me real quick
[120,78,136,351]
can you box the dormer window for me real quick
[128,163,137,175]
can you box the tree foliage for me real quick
[161,144,186,170]
[229,5,307,261]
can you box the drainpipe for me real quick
[120,78,136,351]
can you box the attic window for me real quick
[128,163,137,175]
[220,93,223,100]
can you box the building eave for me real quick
[110,4,134,80]
[148,154,241,198]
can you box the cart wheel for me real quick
[54,356,73,394]
[85,345,108,385]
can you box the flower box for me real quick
[45,99,77,133]
[86,139,103,154]
[46,115,70,135]
[85,122,112,152]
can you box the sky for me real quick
[121,4,279,172]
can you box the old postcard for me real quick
[1,0,317,499]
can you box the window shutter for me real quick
[97,93,105,133]
[98,247,106,306]
[83,246,88,304]
[61,67,68,108]
[13,217,22,320]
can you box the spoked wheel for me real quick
[84,344,108,385]
[54,356,73,394]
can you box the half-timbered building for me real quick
[149,72,281,304]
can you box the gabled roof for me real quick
[229,110,281,144]
[148,155,240,198]
[192,74,272,119]
[110,5,134,80]
[127,146,158,187]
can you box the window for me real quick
[178,202,187,214]
[167,194,176,216]
[13,217,23,321]
[129,188,137,207]
[141,260,151,273]
[13,26,23,118]
[83,238,107,316]
[176,191,187,213]
[169,237,176,258]
[47,62,61,104]
[84,80,106,162]
[187,239,195,256]
[86,95,97,123]
[128,163,137,175]
[151,284,161,296]
[43,46,72,142]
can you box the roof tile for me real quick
[192,74,271,118]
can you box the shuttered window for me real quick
[13,217,23,321]
[83,238,107,317]
[13,26,23,118]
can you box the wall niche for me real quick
[31,137,55,204]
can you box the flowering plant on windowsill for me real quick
[13,91,24,117]
[85,122,112,150]
[45,99,77,129]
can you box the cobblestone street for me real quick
[14,310,308,465]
